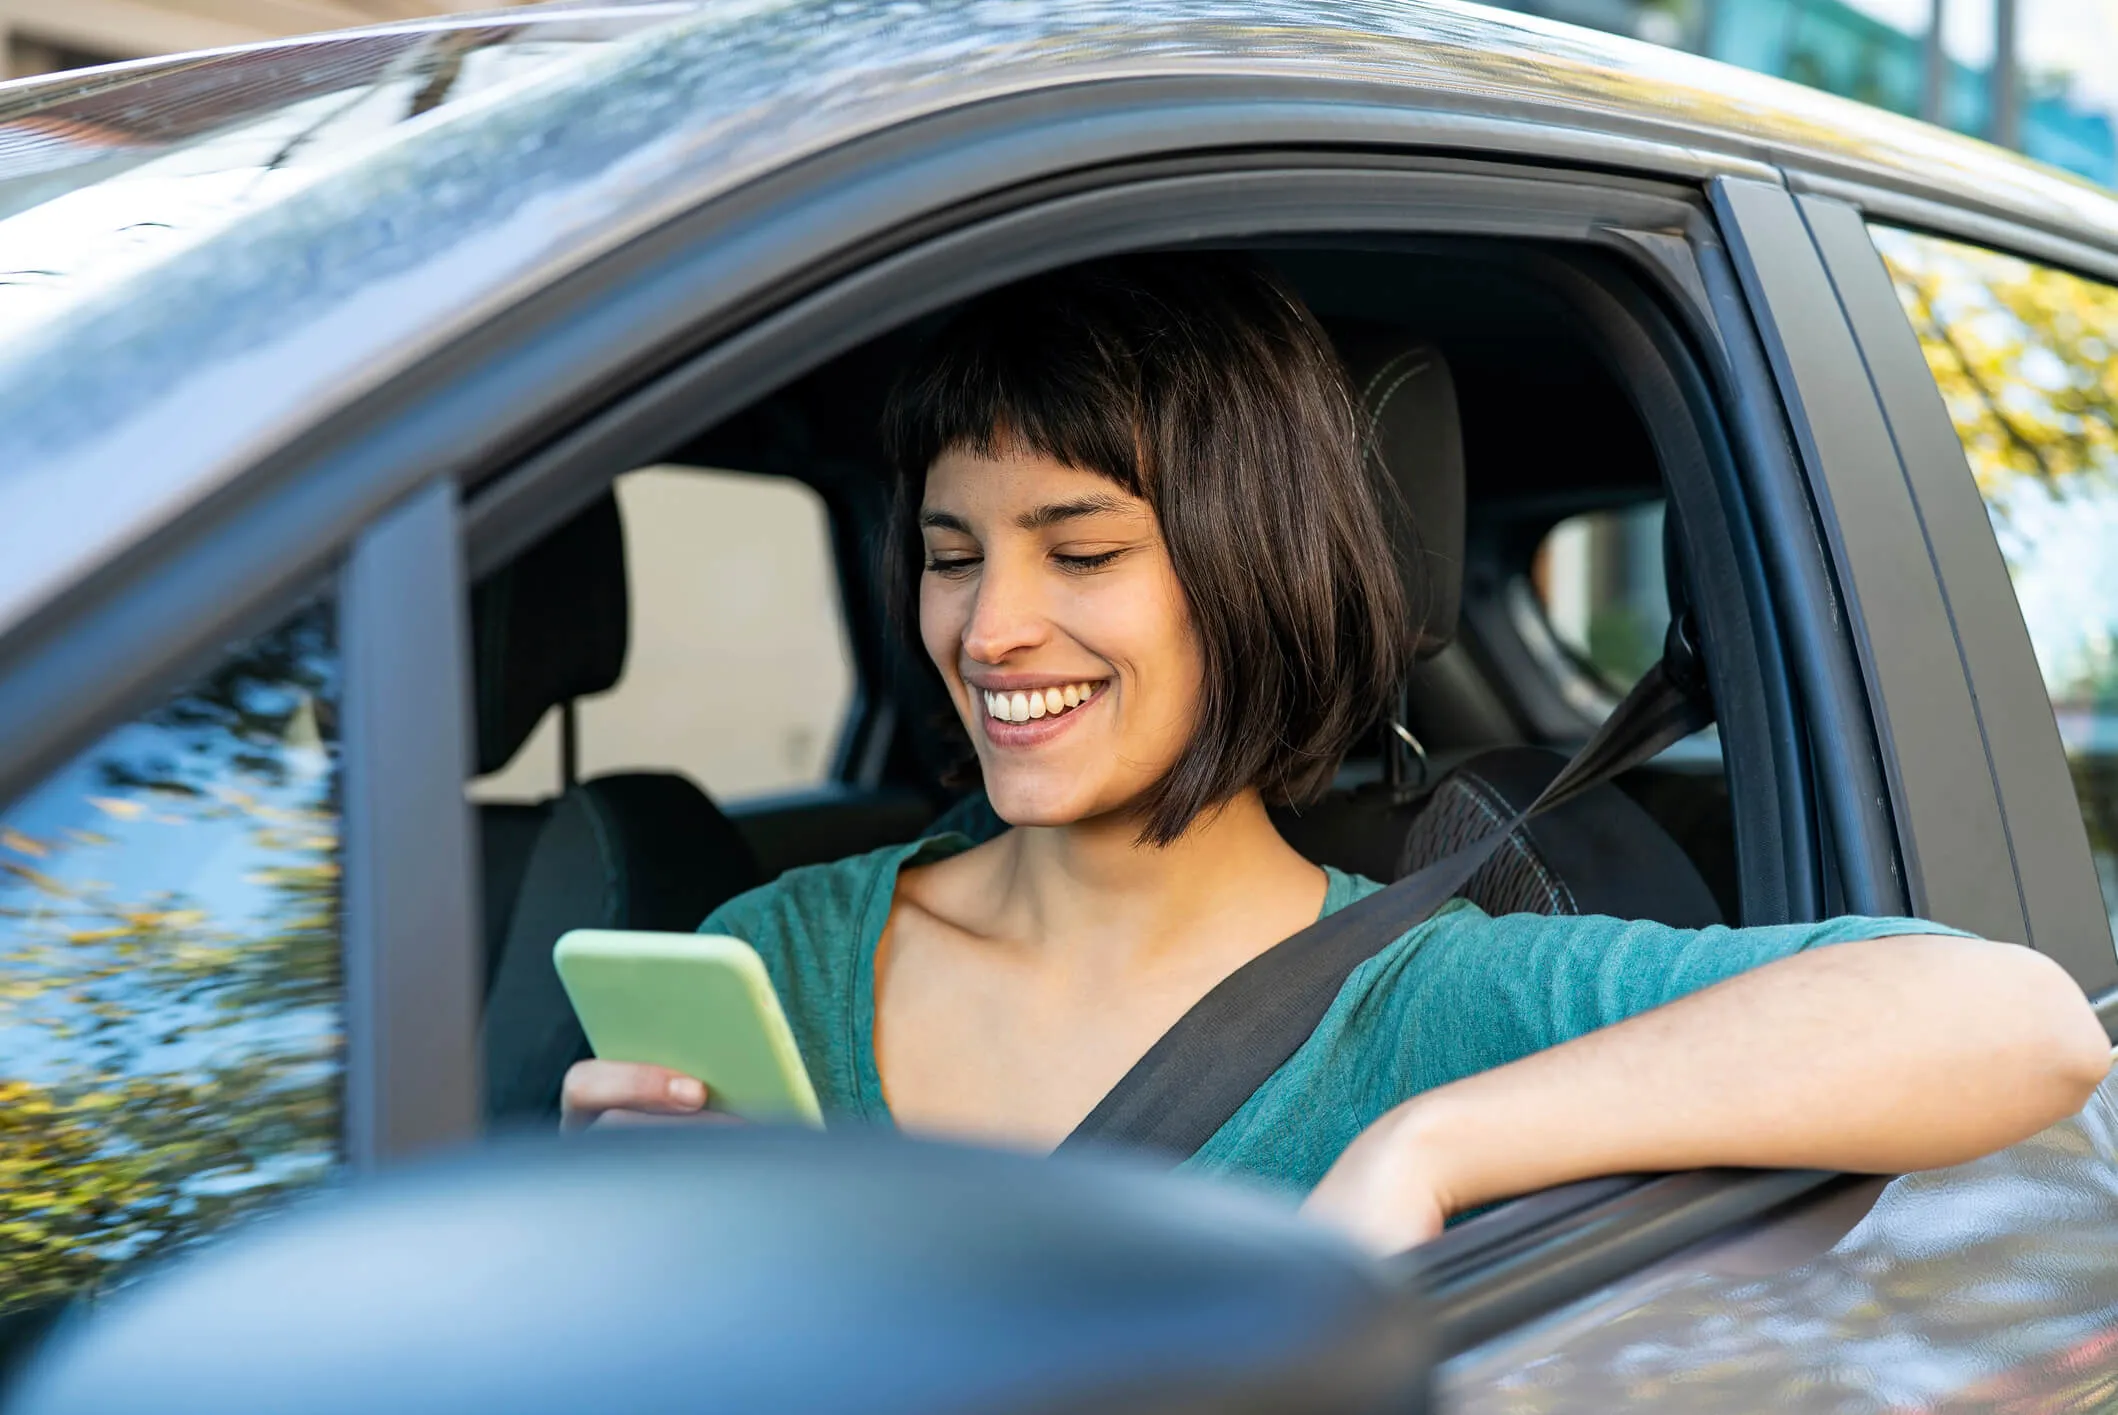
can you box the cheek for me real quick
[1070,561,1202,723]
[1140,566,1204,710]
[918,577,966,682]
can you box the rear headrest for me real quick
[471,493,629,777]
[1332,324,1465,659]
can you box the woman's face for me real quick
[919,447,1203,829]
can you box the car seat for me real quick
[471,494,764,1122]
[1274,323,1723,928]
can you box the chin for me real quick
[980,776,1102,829]
[983,796,1091,829]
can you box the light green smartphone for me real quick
[552,929,823,1126]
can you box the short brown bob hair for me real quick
[880,252,1412,846]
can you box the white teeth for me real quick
[983,682,1103,724]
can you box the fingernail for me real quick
[668,1077,706,1109]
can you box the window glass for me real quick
[471,466,857,803]
[1873,224,2118,939]
[0,602,342,1322]
[1529,501,1670,696]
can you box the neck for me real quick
[985,790,1321,970]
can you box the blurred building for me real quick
[1699,0,2116,188]
[0,1,515,80]
[1478,0,2118,189]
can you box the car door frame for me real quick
[339,482,482,1165]
[1713,175,2118,1008]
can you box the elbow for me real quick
[1999,945,2110,1120]
[2052,987,2113,1111]
[1894,936,2111,1156]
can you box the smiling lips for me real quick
[982,680,1102,724]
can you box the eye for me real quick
[924,554,981,578]
[1053,549,1124,573]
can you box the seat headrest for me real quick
[1331,324,1466,660]
[471,494,629,777]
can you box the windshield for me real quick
[0,6,693,347]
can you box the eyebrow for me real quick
[1015,494,1135,531]
[918,494,1139,536]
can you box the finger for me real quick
[561,1061,708,1129]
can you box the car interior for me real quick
[470,240,1743,1125]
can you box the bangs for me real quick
[880,269,1171,496]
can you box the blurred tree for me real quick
[0,605,341,1321]
[1878,230,2118,498]
[1875,225,2118,924]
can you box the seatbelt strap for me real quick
[1055,645,1715,1163]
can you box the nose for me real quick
[960,554,1050,664]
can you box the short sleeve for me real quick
[694,851,897,1116]
[1377,908,1973,1099]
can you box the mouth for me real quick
[980,680,1103,724]
[974,679,1107,747]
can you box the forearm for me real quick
[1392,936,2109,1219]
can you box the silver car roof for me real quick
[1,0,2114,641]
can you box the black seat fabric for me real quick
[478,802,555,994]
[472,495,630,778]
[1279,329,1721,926]
[470,495,631,968]
[470,492,765,1122]
[1331,322,1465,658]
[484,775,763,1121]
[1399,749,1720,925]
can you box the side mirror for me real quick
[7,1128,1433,1414]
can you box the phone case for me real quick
[553,930,823,1125]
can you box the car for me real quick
[3,0,2118,1407]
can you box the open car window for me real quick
[450,161,1852,1349]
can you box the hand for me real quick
[1301,1102,1453,1255]
[560,1059,722,1132]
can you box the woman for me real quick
[563,254,2108,1253]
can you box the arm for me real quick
[1304,934,2111,1253]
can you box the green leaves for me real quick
[0,602,344,1320]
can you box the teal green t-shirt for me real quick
[700,826,1958,1195]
